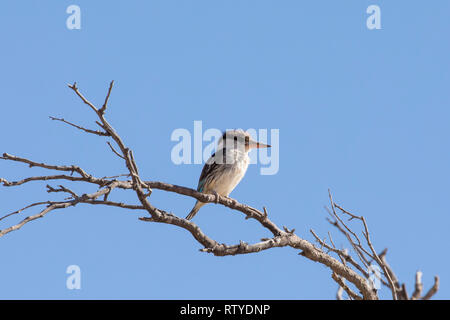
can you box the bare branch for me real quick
[0,153,93,179]
[422,276,439,300]
[49,116,110,136]
[1,175,87,187]
[332,200,398,300]
[0,202,73,237]
[0,180,122,238]
[46,184,78,199]
[1,81,439,300]
[379,248,401,291]
[411,271,423,300]
[0,201,55,222]
[83,200,144,210]
[401,283,409,300]
[332,272,362,300]
[101,173,130,180]
[99,80,114,114]
[67,82,98,113]
[107,141,125,160]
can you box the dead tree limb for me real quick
[0,81,439,300]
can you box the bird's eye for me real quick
[245,136,249,144]
[234,136,237,141]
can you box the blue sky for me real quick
[0,1,449,299]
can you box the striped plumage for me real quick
[186,130,270,220]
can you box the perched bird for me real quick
[186,129,270,220]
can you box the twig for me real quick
[46,184,78,199]
[411,270,423,300]
[2,81,439,301]
[332,273,362,300]
[331,198,398,300]
[379,248,401,291]
[107,141,125,159]
[422,276,439,300]
[0,153,93,179]
[0,181,122,238]
[99,80,114,114]
[0,201,55,222]
[49,116,110,136]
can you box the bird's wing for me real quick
[197,150,226,192]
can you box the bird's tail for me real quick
[186,201,205,220]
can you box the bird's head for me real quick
[217,129,271,152]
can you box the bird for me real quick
[186,129,271,220]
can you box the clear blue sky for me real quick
[0,1,449,299]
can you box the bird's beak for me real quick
[249,139,271,149]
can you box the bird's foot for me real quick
[212,190,220,204]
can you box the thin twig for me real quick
[107,141,125,159]
[49,116,110,136]
[422,276,439,300]
[0,201,55,222]
[99,80,114,114]
[332,273,362,300]
[2,81,439,301]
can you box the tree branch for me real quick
[0,81,439,300]
[49,116,110,136]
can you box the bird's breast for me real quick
[211,150,249,196]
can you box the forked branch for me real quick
[0,81,439,300]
